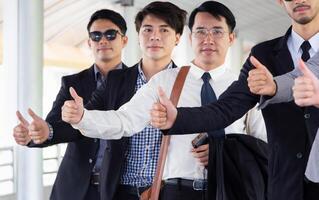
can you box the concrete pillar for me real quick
[3,0,44,199]
[121,6,141,66]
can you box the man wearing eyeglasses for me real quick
[12,9,128,200]
[61,1,266,199]
[150,0,319,199]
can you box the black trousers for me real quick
[84,184,100,200]
[159,183,207,200]
[113,185,150,200]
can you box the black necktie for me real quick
[301,40,311,62]
[201,72,226,199]
[201,72,225,138]
[94,72,108,172]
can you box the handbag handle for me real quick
[146,66,190,200]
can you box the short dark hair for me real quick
[87,9,127,35]
[188,1,236,33]
[135,1,187,35]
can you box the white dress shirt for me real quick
[287,29,319,68]
[73,63,266,180]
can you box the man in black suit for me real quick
[150,0,319,199]
[12,9,128,200]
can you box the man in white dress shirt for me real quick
[62,1,266,199]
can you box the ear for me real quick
[189,32,193,45]
[228,32,235,46]
[175,33,181,46]
[88,39,92,48]
[277,0,284,7]
[122,35,128,48]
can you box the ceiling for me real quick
[0,0,291,67]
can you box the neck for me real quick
[193,59,224,72]
[141,56,172,80]
[292,18,319,40]
[95,58,121,76]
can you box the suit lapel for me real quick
[82,65,97,104]
[272,27,295,76]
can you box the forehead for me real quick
[193,12,228,29]
[89,19,120,32]
[141,14,170,27]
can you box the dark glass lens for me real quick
[89,31,103,42]
[104,29,118,41]
[89,29,119,42]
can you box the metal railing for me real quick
[0,144,66,196]
[0,146,14,196]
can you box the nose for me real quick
[99,35,109,44]
[203,32,214,44]
[150,30,160,41]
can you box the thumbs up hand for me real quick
[150,87,177,129]
[62,87,84,124]
[247,56,276,96]
[28,108,50,144]
[13,111,31,145]
[293,59,319,108]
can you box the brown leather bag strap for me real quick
[150,66,190,200]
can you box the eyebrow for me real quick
[195,26,223,30]
[142,24,170,28]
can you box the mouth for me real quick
[293,5,310,13]
[200,48,216,53]
[147,46,163,50]
[98,47,112,51]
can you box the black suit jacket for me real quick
[168,28,319,200]
[85,62,177,200]
[28,64,128,200]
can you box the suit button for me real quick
[296,152,303,159]
[89,158,93,163]
[304,114,310,119]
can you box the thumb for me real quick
[158,86,170,106]
[16,111,29,126]
[69,87,83,105]
[250,56,266,70]
[28,108,41,121]
[298,59,316,79]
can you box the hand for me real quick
[62,87,84,124]
[13,111,31,145]
[150,87,177,130]
[192,143,209,166]
[247,56,276,96]
[293,59,319,108]
[28,108,49,144]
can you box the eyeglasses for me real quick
[192,28,228,39]
[89,29,124,42]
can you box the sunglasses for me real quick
[89,29,124,42]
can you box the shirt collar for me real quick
[137,60,173,83]
[189,62,227,81]
[94,63,123,81]
[290,29,319,54]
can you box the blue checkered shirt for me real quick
[120,61,173,187]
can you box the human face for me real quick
[279,0,319,24]
[138,14,180,61]
[88,19,127,64]
[190,12,234,70]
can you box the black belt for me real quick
[164,178,207,191]
[118,184,150,196]
[90,172,100,185]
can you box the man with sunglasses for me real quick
[12,9,128,200]
[61,1,266,199]
[150,0,319,199]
